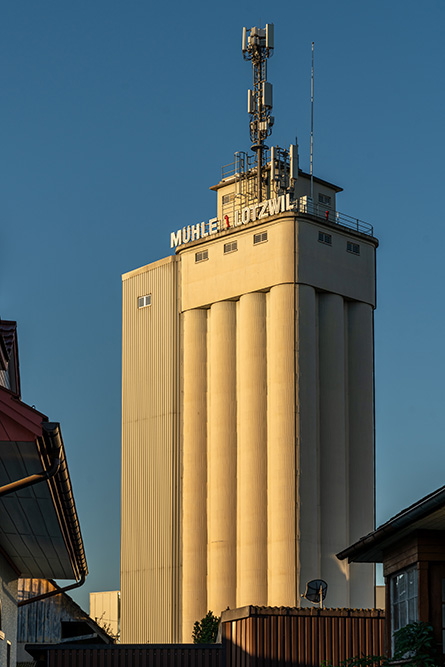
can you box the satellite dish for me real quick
[301,579,328,608]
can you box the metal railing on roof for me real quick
[221,151,260,180]
[220,158,373,237]
[300,199,373,236]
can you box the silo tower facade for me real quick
[121,25,377,643]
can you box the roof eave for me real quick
[41,422,88,579]
[337,485,445,563]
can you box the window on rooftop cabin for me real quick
[222,193,235,205]
[318,193,332,206]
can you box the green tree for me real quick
[192,610,220,644]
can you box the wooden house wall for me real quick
[17,579,89,644]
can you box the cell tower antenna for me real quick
[310,41,314,201]
[242,23,274,203]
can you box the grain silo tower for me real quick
[121,24,377,643]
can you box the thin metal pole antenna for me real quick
[310,41,314,202]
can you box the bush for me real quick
[321,657,385,667]
[393,621,438,667]
[321,621,439,667]
[192,610,220,644]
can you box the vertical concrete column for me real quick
[295,284,320,601]
[208,300,237,615]
[182,308,207,641]
[267,284,296,606]
[348,301,375,607]
[237,292,267,606]
[318,293,349,607]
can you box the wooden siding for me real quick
[383,531,445,577]
[18,580,87,644]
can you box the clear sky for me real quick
[1,1,444,611]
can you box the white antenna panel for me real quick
[266,24,274,49]
[290,144,299,181]
[270,146,276,181]
[247,90,255,114]
[242,27,247,53]
[263,82,273,109]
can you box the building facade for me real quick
[90,590,121,641]
[121,165,378,643]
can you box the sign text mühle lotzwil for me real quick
[170,194,296,249]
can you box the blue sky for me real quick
[1,1,444,610]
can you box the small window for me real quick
[391,566,418,650]
[137,294,151,309]
[318,193,332,206]
[253,231,268,245]
[347,241,360,255]
[442,579,445,653]
[222,193,235,205]
[318,231,332,245]
[195,249,209,263]
[224,241,238,254]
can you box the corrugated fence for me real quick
[42,644,224,667]
[222,606,385,667]
[30,607,385,666]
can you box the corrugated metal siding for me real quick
[221,607,385,666]
[46,645,223,667]
[89,590,120,639]
[121,256,180,643]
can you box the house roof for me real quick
[0,320,20,396]
[337,485,445,563]
[18,578,113,644]
[0,387,88,580]
[210,169,344,193]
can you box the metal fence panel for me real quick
[220,607,385,667]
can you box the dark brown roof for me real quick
[0,388,88,580]
[0,319,21,396]
[0,320,17,363]
[337,485,445,563]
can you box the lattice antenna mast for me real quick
[242,24,274,203]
